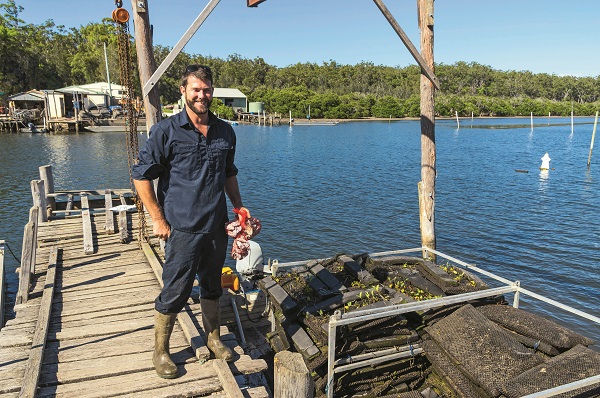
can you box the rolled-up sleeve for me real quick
[132,126,168,181]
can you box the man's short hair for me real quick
[181,64,213,87]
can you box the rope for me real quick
[115,12,148,246]
[3,242,21,263]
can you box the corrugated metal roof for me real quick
[7,90,45,101]
[213,88,247,98]
[57,85,105,95]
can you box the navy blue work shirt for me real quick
[132,109,238,233]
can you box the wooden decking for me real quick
[0,191,271,397]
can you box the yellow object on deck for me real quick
[221,267,240,292]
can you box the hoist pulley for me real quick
[112,7,129,23]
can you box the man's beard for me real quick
[186,96,211,116]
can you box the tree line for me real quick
[2,0,599,120]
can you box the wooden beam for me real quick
[140,241,211,361]
[18,246,59,398]
[39,165,55,219]
[372,0,439,90]
[212,359,244,398]
[104,190,115,234]
[131,0,163,132]
[119,210,129,243]
[141,0,221,101]
[16,222,34,305]
[47,188,132,197]
[80,194,94,254]
[30,180,47,223]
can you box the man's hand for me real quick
[153,217,171,240]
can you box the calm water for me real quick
[1,117,598,344]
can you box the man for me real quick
[132,65,242,378]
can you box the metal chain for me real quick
[115,16,149,246]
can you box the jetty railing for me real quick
[314,246,600,398]
[16,206,39,305]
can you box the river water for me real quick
[1,117,598,344]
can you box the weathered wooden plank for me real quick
[65,193,73,213]
[39,349,198,386]
[30,180,47,223]
[119,210,129,243]
[36,365,221,398]
[213,359,244,398]
[0,329,33,348]
[42,326,188,365]
[80,193,94,254]
[16,221,35,305]
[57,278,158,301]
[49,302,155,326]
[47,188,132,197]
[0,346,29,363]
[38,165,56,219]
[50,315,154,341]
[104,189,115,234]
[19,246,59,398]
[58,267,155,291]
[50,289,157,317]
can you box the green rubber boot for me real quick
[201,298,234,361]
[153,311,178,378]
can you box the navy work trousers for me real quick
[155,227,226,314]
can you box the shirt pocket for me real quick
[171,141,201,174]
[210,139,231,169]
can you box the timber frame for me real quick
[132,0,439,256]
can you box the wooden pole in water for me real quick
[571,102,574,135]
[587,111,598,168]
[131,0,162,132]
[455,110,459,129]
[530,112,533,130]
[418,0,436,259]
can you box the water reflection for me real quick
[538,169,550,192]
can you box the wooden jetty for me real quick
[0,166,272,397]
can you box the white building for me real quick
[44,82,127,119]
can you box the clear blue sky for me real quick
[12,0,599,77]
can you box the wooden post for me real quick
[131,0,162,133]
[418,0,436,260]
[274,351,314,398]
[19,246,58,398]
[39,165,55,218]
[30,180,47,223]
[16,207,38,305]
[104,189,115,234]
[80,194,94,254]
[0,240,5,328]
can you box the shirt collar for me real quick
[178,107,218,129]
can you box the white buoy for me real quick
[540,152,551,170]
